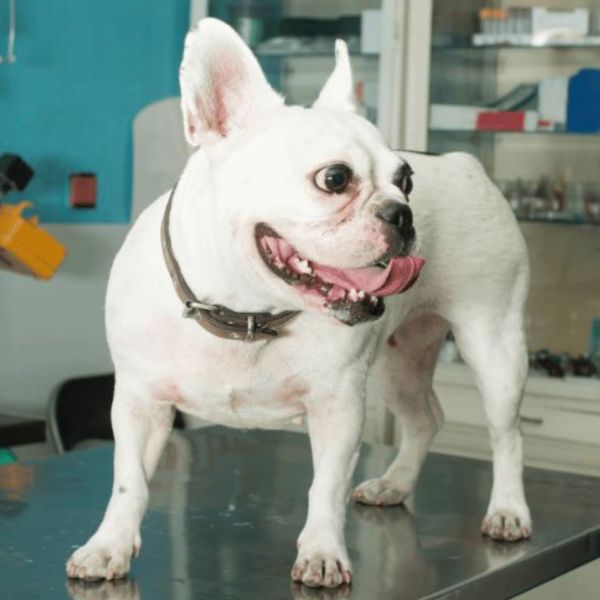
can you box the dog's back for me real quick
[386,150,529,326]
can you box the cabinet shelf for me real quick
[429,128,598,136]
[472,43,600,49]
[432,33,600,50]
[435,362,600,405]
[516,216,600,226]
[256,51,377,59]
[472,34,600,49]
[433,41,600,51]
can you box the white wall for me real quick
[0,225,128,417]
[1,98,188,418]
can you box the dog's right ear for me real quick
[180,18,283,146]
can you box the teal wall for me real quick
[0,0,189,223]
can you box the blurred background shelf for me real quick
[429,128,600,135]
[256,50,378,58]
[434,41,600,49]
[472,42,600,48]
[473,37,600,48]
[516,216,600,225]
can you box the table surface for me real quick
[1,427,599,600]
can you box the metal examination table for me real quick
[1,427,599,599]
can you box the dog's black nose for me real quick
[376,202,414,241]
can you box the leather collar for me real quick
[160,181,300,342]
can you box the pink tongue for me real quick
[313,255,425,296]
[261,236,425,297]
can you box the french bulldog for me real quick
[66,18,531,588]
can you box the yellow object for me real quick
[0,201,67,280]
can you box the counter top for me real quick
[1,426,599,599]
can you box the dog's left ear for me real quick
[180,18,284,146]
[313,40,356,112]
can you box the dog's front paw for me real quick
[352,477,409,506]
[481,510,532,541]
[66,532,140,581]
[291,543,352,588]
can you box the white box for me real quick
[429,104,484,130]
[539,76,568,126]
[531,7,589,37]
[361,10,382,55]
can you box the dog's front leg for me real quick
[292,381,365,588]
[66,385,173,580]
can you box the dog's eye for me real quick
[394,167,414,197]
[314,164,352,194]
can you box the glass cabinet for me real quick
[207,0,382,122]
[399,0,600,368]
[200,0,600,372]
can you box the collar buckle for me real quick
[246,315,256,343]
[183,300,217,319]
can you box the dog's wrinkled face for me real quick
[249,111,422,325]
[180,19,424,325]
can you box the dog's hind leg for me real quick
[66,381,174,580]
[451,303,531,541]
[353,312,448,506]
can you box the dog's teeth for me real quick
[357,290,366,300]
[370,295,379,306]
[297,259,312,274]
[349,288,359,302]
[288,255,313,276]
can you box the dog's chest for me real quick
[161,341,310,429]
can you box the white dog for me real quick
[66,18,531,588]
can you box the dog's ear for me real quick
[180,18,283,146]
[313,40,356,112]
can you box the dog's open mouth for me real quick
[255,223,425,324]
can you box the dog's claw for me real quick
[481,511,532,541]
[291,549,351,589]
[66,534,139,581]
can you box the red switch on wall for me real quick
[69,173,97,208]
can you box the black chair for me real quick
[47,374,185,453]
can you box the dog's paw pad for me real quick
[291,551,351,588]
[481,511,531,541]
[352,478,408,506]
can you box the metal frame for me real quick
[189,0,208,25]
[377,0,433,150]
[45,382,66,454]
